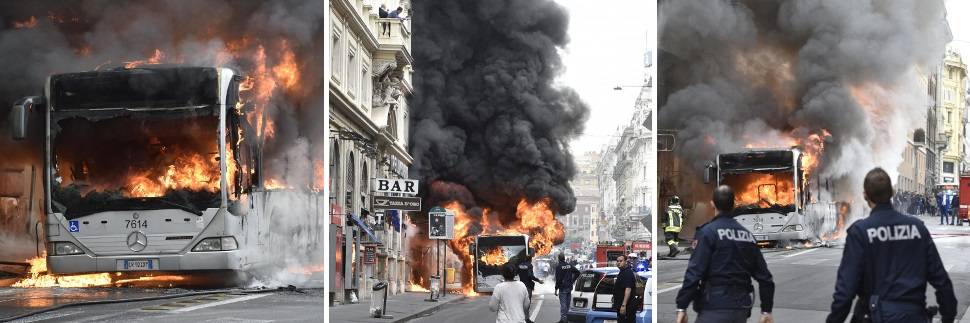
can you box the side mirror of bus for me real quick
[10,96,43,140]
[703,164,716,184]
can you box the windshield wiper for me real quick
[153,198,203,216]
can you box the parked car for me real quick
[566,267,652,323]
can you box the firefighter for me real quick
[554,253,580,323]
[664,196,684,257]
[675,185,774,323]
[827,168,957,323]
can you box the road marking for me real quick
[530,298,544,321]
[783,248,819,258]
[658,285,681,294]
[14,310,81,323]
[170,293,270,313]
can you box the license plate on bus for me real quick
[753,234,766,241]
[603,320,617,323]
[118,259,159,270]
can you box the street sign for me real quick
[373,178,419,195]
[372,196,422,211]
[363,246,376,264]
[428,206,454,240]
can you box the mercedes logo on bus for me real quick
[127,231,148,252]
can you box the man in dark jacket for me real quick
[675,185,774,323]
[827,168,957,323]
[517,254,543,300]
[554,253,580,323]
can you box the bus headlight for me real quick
[52,242,84,255]
[192,236,239,252]
[781,225,803,232]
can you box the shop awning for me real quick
[349,213,381,244]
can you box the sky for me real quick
[946,0,970,60]
[555,0,655,156]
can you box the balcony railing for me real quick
[370,17,411,56]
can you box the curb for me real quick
[390,295,468,323]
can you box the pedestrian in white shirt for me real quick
[489,265,531,323]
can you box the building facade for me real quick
[937,47,967,186]
[595,142,618,242]
[329,0,413,305]
[567,152,601,245]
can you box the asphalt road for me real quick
[410,279,564,323]
[0,288,325,322]
[655,219,970,323]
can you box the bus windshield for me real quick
[722,171,796,215]
[50,108,221,219]
[476,235,528,292]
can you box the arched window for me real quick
[914,129,926,144]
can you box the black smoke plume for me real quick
[409,0,589,217]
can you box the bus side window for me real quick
[225,77,255,198]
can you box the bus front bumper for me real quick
[47,251,243,274]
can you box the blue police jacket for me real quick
[827,203,957,323]
[554,261,580,292]
[675,212,774,313]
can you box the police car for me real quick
[566,267,652,323]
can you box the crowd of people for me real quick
[892,189,964,225]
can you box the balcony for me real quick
[369,17,412,60]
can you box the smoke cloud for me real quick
[659,0,950,215]
[406,0,589,287]
[409,0,588,218]
[0,1,325,285]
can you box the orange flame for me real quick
[125,152,221,197]
[12,255,112,288]
[124,49,165,69]
[438,198,565,295]
[725,173,795,208]
[272,40,300,91]
[409,282,429,292]
[478,247,509,266]
[13,16,38,29]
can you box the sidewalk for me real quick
[917,214,970,234]
[330,291,465,323]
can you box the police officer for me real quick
[665,196,684,257]
[675,185,774,323]
[555,253,580,323]
[517,254,543,300]
[614,255,639,323]
[827,168,957,323]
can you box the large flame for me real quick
[725,173,795,208]
[478,247,509,266]
[433,198,565,295]
[126,151,221,198]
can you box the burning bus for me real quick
[6,66,322,277]
[705,148,838,242]
[473,234,529,293]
